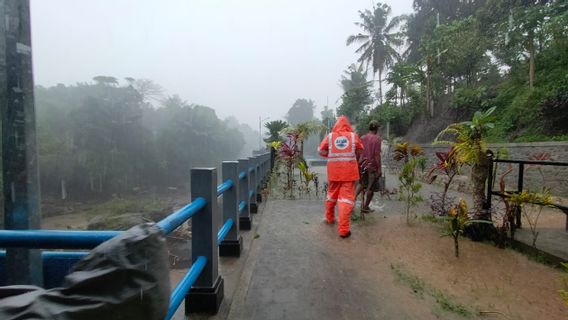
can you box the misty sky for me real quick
[30,0,413,129]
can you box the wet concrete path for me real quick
[224,199,440,320]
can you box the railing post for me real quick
[219,161,242,257]
[186,168,224,314]
[516,163,525,228]
[260,153,267,188]
[249,157,258,213]
[255,156,263,203]
[238,159,252,230]
[0,1,43,286]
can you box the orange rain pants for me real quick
[325,181,355,236]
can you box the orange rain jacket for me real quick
[318,116,363,181]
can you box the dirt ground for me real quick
[305,166,568,319]
[345,191,567,319]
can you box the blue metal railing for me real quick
[0,229,120,249]
[216,179,234,197]
[0,152,271,319]
[217,219,233,244]
[165,255,207,320]
[0,250,88,259]
[157,198,207,235]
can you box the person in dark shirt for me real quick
[356,120,382,213]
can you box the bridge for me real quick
[1,2,568,319]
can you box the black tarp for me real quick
[0,223,171,319]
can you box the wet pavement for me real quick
[173,169,567,320]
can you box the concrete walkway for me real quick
[224,199,438,320]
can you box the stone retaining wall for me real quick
[415,142,568,196]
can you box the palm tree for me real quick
[294,120,325,159]
[346,3,405,104]
[264,120,288,144]
[337,64,373,123]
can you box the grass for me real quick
[420,213,444,224]
[391,264,477,318]
[391,264,426,297]
[85,197,167,218]
[431,289,475,317]
[83,197,171,230]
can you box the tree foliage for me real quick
[345,0,567,142]
[286,99,316,126]
[36,79,247,199]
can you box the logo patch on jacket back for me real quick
[334,136,349,150]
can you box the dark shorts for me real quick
[360,170,381,192]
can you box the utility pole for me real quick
[258,116,269,150]
[0,0,43,285]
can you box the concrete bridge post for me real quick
[249,156,258,213]
[186,168,224,314]
[219,161,242,257]
[255,155,263,203]
[0,0,43,286]
[238,159,252,230]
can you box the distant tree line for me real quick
[36,77,249,199]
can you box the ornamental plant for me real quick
[273,133,301,198]
[443,199,491,258]
[427,147,462,216]
[507,189,553,247]
[393,142,426,224]
[297,160,317,198]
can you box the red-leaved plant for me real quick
[427,148,461,216]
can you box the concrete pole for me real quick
[186,168,224,313]
[238,159,252,230]
[248,157,258,213]
[0,0,43,286]
[219,161,242,256]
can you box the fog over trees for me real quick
[36,78,255,199]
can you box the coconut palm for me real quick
[264,120,288,144]
[346,3,406,104]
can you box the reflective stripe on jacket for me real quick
[318,116,363,181]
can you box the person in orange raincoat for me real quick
[318,116,363,238]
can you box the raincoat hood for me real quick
[332,116,354,133]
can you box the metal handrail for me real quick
[487,154,568,231]
[0,230,120,249]
[0,250,88,259]
[216,179,234,197]
[494,159,568,166]
[156,198,207,235]
[217,219,233,244]
[165,255,207,320]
